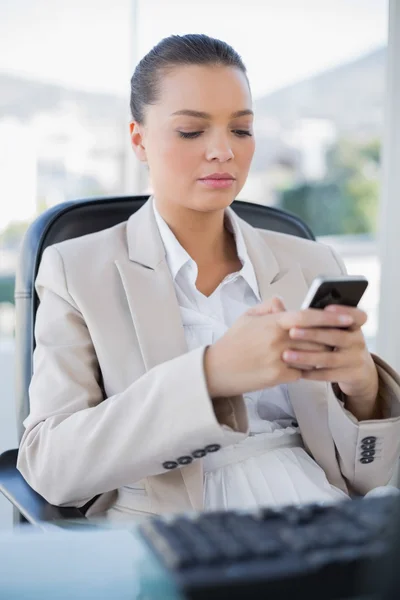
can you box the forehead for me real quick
[154,65,252,116]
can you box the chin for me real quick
[192,191,237,213]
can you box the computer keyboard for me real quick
[139,495,399,600]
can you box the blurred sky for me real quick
[0,0,388,99]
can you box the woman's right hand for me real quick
[204,296,331,398]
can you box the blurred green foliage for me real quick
[0,274,15,305]
[280,137,380,236]
[0,220,30,250]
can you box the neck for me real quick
[154,198,237,267]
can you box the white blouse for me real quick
[153,201,348,510]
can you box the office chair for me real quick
[0,195,315,527]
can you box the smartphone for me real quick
[301,275,368,310]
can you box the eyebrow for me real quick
[171,109,254,119]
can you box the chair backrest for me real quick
[14,195,314,439]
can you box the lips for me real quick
[199,173,235,181]
[198,173,236,189]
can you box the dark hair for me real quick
[130,33,248,123]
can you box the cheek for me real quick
[155,135,199,172]
[236,139,255,173]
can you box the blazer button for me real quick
[361,436,377,444]
[205,444,221,453]
[192,449,206,459]
[162,461,178,470]
[361,449,375,458]
[177,456,193,465]
[360,457,374,464]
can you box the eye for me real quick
[178,131,203,139]
[232,130,253,137]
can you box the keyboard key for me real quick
[225,515,284,557]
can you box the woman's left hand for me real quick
[281,304,380,421]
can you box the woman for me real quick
[17,34,400,521]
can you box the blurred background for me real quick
[0,0,388,526]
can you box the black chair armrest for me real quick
[0,449,84,526]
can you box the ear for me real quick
[129,121,147,162]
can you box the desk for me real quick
[0,524,183,599]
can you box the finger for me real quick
[301,368,354,382]
[324,305,367,328]
[285,362,315,371]
[282,349,347,369]
[279,308,354,330]
[270,296,286,313]
[290,340,333,352]
[247,295,286,316]
[289,327,356,349]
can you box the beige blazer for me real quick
[17,198,400,519]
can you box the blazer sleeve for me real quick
[326,246,400,494]
[17,246,248,508]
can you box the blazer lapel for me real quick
[114,198,203,510]
[238,215,310,309]
[115,200,187,370]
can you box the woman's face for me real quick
[130,65,255,213]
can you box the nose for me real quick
[205,133,234,163]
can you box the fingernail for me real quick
[283,351,297,361]
[338,315,353,325]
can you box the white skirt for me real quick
[203,429,349,511]
[102,429,399,522]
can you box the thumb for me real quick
[246,295,286,316]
